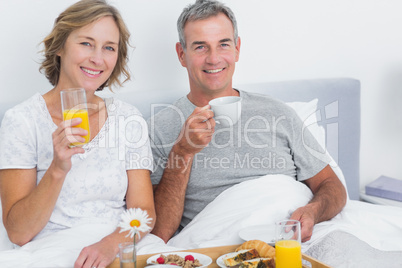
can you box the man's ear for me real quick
[176,42,187,67]
[235,36,241,62]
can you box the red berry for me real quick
[185,255,195,262]
[156,257,165,264]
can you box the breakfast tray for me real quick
[107,244,331,268]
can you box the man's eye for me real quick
[195,45,205,50]
[221,43,229,47]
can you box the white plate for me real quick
[216,252,238,268]
[238,224,276,246]
[145,265,177,268]
[146,252,212,267]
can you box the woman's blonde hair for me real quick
[39,0,131,91]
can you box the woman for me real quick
[0,0,155,267]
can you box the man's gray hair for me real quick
[177,0,238,50]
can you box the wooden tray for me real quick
[107,244,331,268]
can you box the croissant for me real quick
[236,240,276,259]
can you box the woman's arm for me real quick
[125,169,156,240]
[0,168,60,245]
[0,118,86,245]
[74,169,155,268]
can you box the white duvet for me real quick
[0,224,180,268]
[168,174,313,249]
[168,174,402,252]
[167,174,402,267]
[1,174,402,267]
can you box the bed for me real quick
[1,77,402,268]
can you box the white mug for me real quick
[209,96,242,127]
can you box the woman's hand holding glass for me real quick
[51,117,87,175]
[50,87,90,175]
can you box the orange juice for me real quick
[275,240,302,268]
[63,109,90,146]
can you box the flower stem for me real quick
[133,234,137,268]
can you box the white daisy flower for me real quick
[118,208,152,240]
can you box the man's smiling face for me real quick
[176,13,240,97]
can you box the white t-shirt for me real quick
[0,93,153,240]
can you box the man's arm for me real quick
[290,164,347,242]
[151,106,215,243]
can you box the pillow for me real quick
[286,99,349,199]
[286,99,319,125]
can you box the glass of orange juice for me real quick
[60,88,90,147]
[275,219,302,268]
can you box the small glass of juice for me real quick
[60,88,90,147]
[275,219,302,268]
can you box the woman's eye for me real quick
[105,46,115,51]
[81,42,91,47]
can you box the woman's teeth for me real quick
[81,67,101,75]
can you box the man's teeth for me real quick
[205,68,223,74]
[81,67,101,75]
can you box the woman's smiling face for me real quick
[57,16,119,91]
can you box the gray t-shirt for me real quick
[147,90,329,228]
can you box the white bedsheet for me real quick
[1,175,401,267]
[168,174,313,249]
[0,223,180,268]
[167,174,402,266]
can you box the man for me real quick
[148,0,347,243]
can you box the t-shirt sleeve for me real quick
[146,98,192,186]
[0,108,37,169]
[146,118,168,185]
[289,110,331,181]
